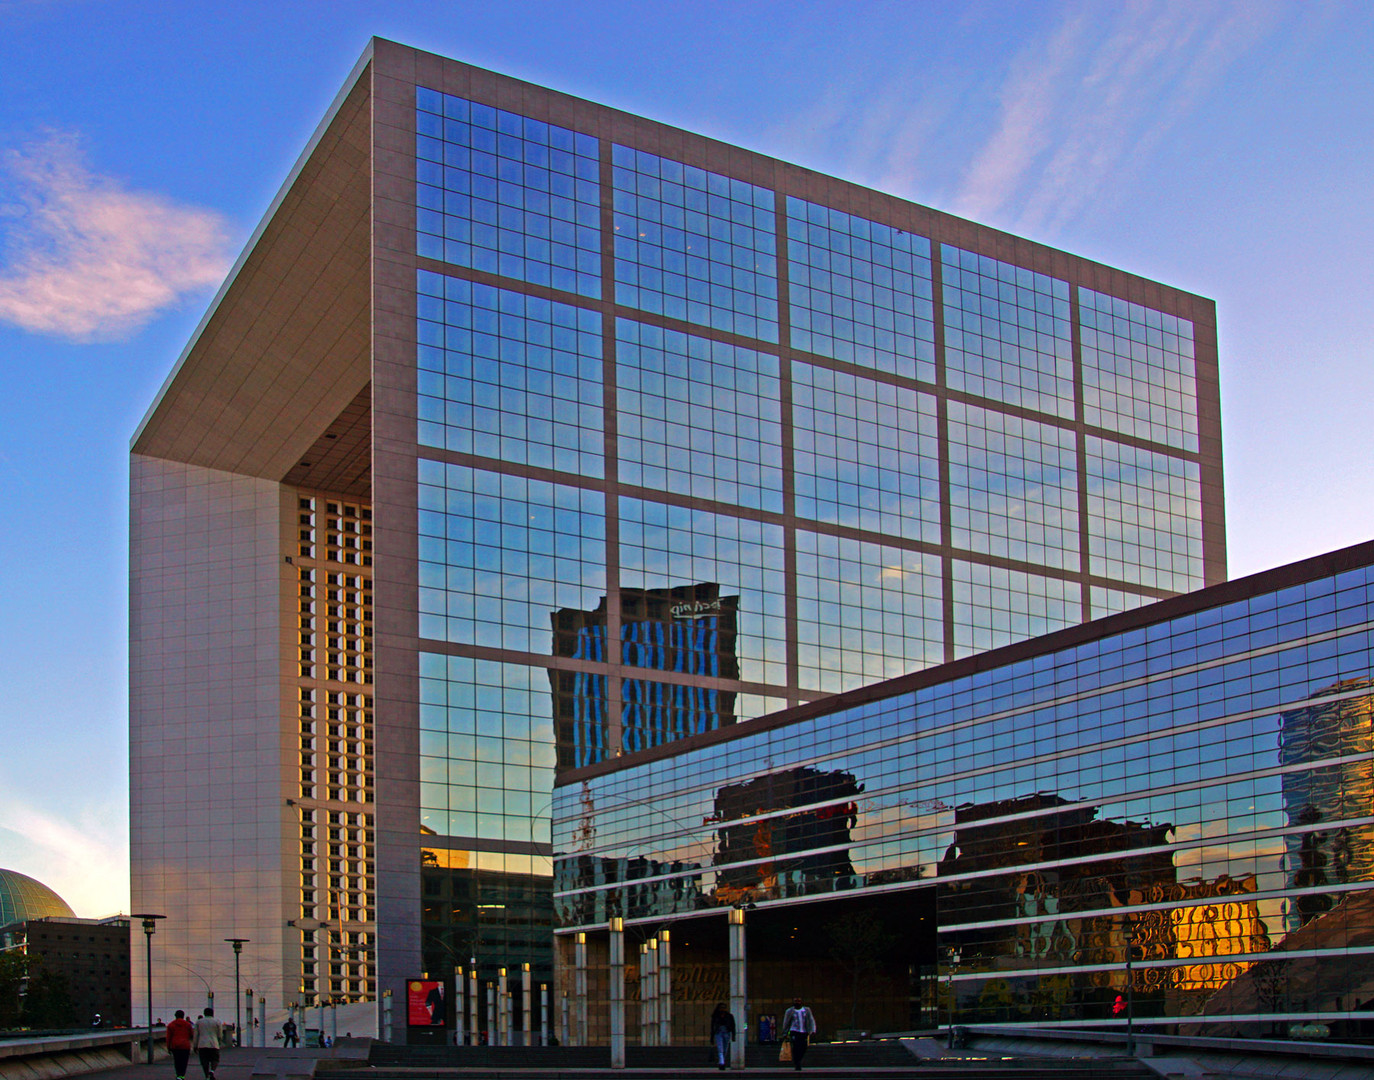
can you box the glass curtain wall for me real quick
[553,557,1374,1035]
[411,86,1212,988]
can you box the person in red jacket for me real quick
[166,1010,195,1080]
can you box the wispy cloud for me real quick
[0,131,231,341]
[955,0,1286,237]
[0,795,129,917]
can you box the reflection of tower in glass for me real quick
[711,766,862,903]
[1279,678,1374,930]
[550,584,740,770]
[936,793,1174,969]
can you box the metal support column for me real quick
[454,966,464,1046]
[468,962,478,1045]
[728,908,746,1071]
[609,917,625,1069]
[658,930,672,1047]
[498,968,509,1046]
[575,932,588,1047]
[523,962,532,1047]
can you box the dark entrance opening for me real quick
[636,886,938,1040]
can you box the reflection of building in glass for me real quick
[555,542,1374,1037]
[936,793,1174,968]
[551,585,739,769]
[1170,874,1269,993]
[710,767,863,904]
[419,845,554,981]
[130,39,1225,1031]
[1280,679,1374,930]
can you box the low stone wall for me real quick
[0,1031,159,1080]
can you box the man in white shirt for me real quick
[191,1007,224,1080]
[780,997,816,1071]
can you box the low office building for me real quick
[553,540,1374,1038]
[0,916,131,1029]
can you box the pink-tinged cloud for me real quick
[0,132,231,341]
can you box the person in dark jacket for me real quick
[710,1002,736,1070]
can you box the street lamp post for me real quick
[131,914,166,1064]
[945,946,961,1051]
[225,939,249,1048]
[1124,921,1138,1058]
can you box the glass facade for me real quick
[129,43,1223,1033]
[408,78,1221,989]
[552,551,1374,1035]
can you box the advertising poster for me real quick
[407,979,446,1027]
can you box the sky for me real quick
[1,0,1372,919]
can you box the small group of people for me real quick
[165,1007,224,1080]
[710,996,817,1071]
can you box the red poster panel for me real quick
[407,980,446,1027]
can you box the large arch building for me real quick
[129,38,1224,1031]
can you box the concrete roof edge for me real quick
[129,39,377,452]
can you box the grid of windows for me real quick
[1080,287,1199,452]
[553,560,1374,1032]
[417,461,607,653]
[417,270,604,477]
[951,559,1082,657]
[419,653,556,844]
[293,494,374,1004]
[416,87,601,297]
[947,401,1080,571]
[403,81,1221,1016]
[1087,437,1203,593]
[785,197,935,382]
[616,319,783,511]
[795,529,943,693]
[942,246,1075,417]
[619,498,787,685]
[612,146,778,341]
[621,677,731,755]
[792,362,940,543]
[1091,585,1156,618]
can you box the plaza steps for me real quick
[334,1041,1155,1078]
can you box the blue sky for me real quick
[1,0,1371,918]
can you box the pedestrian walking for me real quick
[192,1007,224,1080]
[780,997,816,1071]
[281,1017,299,1048]
[166,1010,194,1080]
[709,1002,736,1070]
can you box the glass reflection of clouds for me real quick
[1080,287,1198,453]
[941,246,1074,418]
[786,196,935,382]
[794,530,942,693]
[416,87,601,298]
[616,319,783,511]
[554,559,1374,1031]
[1087,437,1203,593]
[417,461,606,653]
[417,271,604,477]
[612,146,777,341]
[420,653,556,843]
[951,560,1081,658]
[792,362,940,543]
[619,498,786,684]
[948,401,1079,571]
